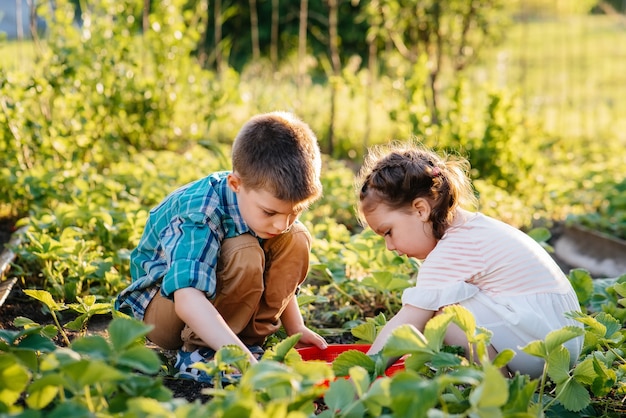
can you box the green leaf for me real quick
[554,378,591,412]
[269,334,300,362]
[388,373,439,416]
[521,340,547,359]
[17,334,57,353]
[492,348,516,370]
[527,227,551,243]
[444,305,477,336]
[423,312,454,351]
[62,360,126,386]
[351,322,378,344]
[430,351,462,369]
[348,366,371,397]
[71,335,112,359]
[361,377,391,415]
[324,378,357,412]
[382,324,430,359]
[23,289,65,312]
[547,346,571,384]
[116,346,162,374]
[568,269,594,306]
[0,354,31,407]
[25,374,64,410]
[594,312,622,338]
[333,350,375,377]
[544,326,585,352]
[108,318,152,351]
[469,363,509,408]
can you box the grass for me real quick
[474,14,626,142]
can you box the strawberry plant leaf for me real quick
[430,351,462,369]
[469,363,509,409]
[0,354,31,408]
[547,346,571,384]
[554,377,591,412]
[116,346,162,374]
[382,324,430,359]
[61,359,126,387]
[323,378,363,417]
[269,333,300,362]
[332,350,375,377]
[71,335,111,359]
[349,366,371,397]
[568,269,594,306]
[545,326,585,352]
[25,374,64,410]
[388,373,439,416]
[108,318,152,351]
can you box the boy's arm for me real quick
[281,296,327,349]
[174,287,259,363]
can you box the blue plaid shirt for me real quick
[115,171,256,320]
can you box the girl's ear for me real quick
[227,172,242,193]
[412,198,431,221]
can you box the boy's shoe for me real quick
[174,347,218,384]
[247,344,265,360]
[174,345,264,384]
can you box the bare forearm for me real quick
[280,296,304,335]
[174,287,258,363]
[368,305,434,354]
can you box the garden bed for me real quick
[554,224,626,278]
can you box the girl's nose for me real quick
[385,237,395,251]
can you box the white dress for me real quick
[401,211,583,377]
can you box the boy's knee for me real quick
[264,222,312,258]
[216,234,265,295]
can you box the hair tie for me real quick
[431,166,441,177]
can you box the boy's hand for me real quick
[295,326,328,350]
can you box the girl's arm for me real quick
[281,296,328,349]
[368,304,435,354]
[174,287,259,363]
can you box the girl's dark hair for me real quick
[355,141,476,239]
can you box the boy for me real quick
[115,111,328,382]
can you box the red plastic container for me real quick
[296,344,405,377]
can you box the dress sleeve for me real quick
[402,281,479,310]
[160,212,219,298]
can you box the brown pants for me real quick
[143,222,311,350]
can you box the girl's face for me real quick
[228,173,301,239]
[363,200,437,260]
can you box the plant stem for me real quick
[51,310,71,346]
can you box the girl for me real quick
[356,142,582,378]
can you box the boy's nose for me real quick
[274,215,291,233]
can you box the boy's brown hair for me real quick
[231,111,323,208]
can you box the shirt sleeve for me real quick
[159,212,219,298]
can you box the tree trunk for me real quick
[271,0,279,71]
[249,0,260,60]
[215,0,223,72]
[298,0,308,98]
[364,36,377,151]
[327,0,340,156]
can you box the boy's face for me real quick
[227,173,302,239]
